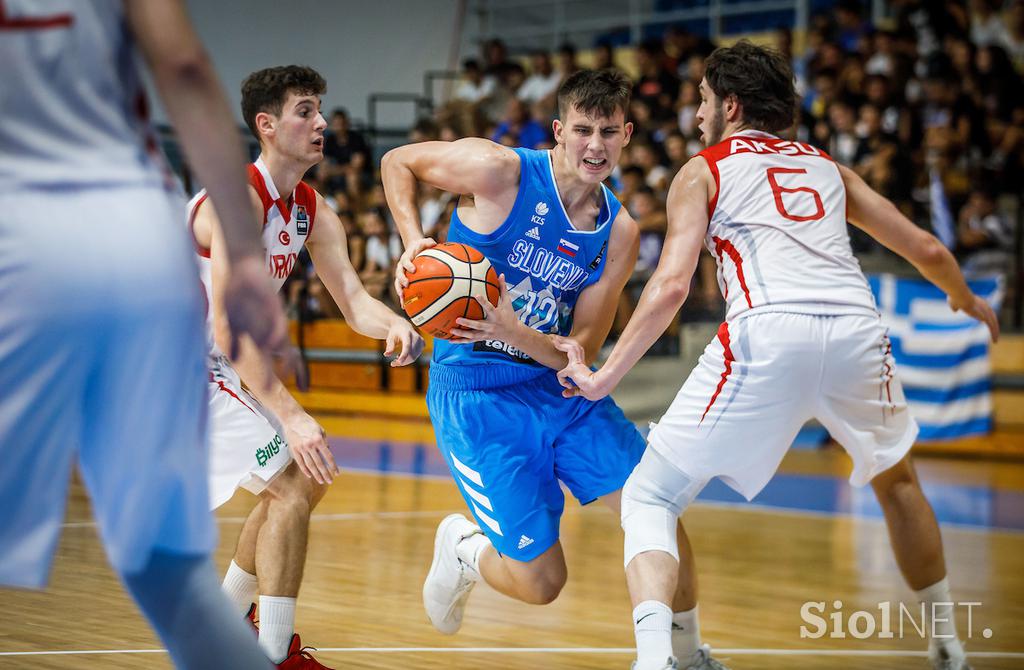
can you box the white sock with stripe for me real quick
[221,560,258,616]
[672,605,702,665]
[258,595,296,663]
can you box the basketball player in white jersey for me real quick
[0,1,297,668]
[190,65,423,668]
[558,42,997,670]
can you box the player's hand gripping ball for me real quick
[401,242,501,339]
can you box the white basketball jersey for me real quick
[0,0,171,190]
[698,130,876,321]
[188,157,318,354]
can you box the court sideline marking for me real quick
[1,647,1022,658]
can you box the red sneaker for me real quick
[276,634,332,669]
[245,603,258,634]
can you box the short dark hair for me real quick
[704,40,796,132]
[241,65,326,140]
[556,68,631,120]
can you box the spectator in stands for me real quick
[359,206,400,304]
[616,185,675,350]
[970,0,1011,47]
[835,0,870,53]
[491,98,549,149]
[454,58,496,106]
[633,142,671,194]
[633,38,680,123]
[663,131,689,174]
[481,61,526,127]
[593,41,617,71]
[418,182,453,240]
[663,25,716,79]
[1004,0,1024,70]
[864,73,914,144]
[482,38,514,81]
[955,181,1015,276]
[518,50,561,110]
[610,160,639,199]
[409,118,440,143]
[828,99,868,166]
[676,79,699,138]
[629,186,668,277]
[865,29,898,77]
[555,42,579,79]
[320,108,370,194]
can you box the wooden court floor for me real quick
[1,448,1022,669]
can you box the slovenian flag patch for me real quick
[557,238,579,257]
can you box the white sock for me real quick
[455,531,489,582]
[633,600,674,669]
[915,577,962,653]
[221,560,258,616]
[672,605,702,664]
[258,595,296,663]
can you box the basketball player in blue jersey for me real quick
[383,69,705,664]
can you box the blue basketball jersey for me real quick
[433,148,622,370]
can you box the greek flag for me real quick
[868,274,1002,440]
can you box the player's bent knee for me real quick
[871,455,917,499]
[516,571,566,605]
[621,448,704,568]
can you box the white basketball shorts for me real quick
[648,311,918,500]
[207,356,291,509]
[0,185,216,588]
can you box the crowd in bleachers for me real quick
[292,0,1022,331]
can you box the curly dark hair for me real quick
[241,65,327,141]
[557,68,631,120]
[704,40,796,133]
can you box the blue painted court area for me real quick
[328,435,1024,532]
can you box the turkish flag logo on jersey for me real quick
[278,230,291,245]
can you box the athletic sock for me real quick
[221,560,258,616]
[672,605,702,665]
[455,531,490,582]
[915,577,964,657]
[258,595,296,663]
[633,600,674,669]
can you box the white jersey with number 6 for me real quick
[698,130,877,321]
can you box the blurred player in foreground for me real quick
[0,1,301,668]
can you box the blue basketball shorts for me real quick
[427,366,646,562]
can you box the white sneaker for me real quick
[680,645,729,669]
[930,643,972,670]
[630,657,678,670]
[422,513,480,635]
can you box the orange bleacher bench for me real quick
[288,319,433,394]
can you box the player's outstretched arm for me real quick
[126,0,290,360]
[559,157,711,400]
[307,195,425,367]
[841,165,999,342]
[381,138,520,297]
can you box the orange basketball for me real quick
[401,242,501,339]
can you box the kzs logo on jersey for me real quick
[531,201,548,226]
[296,205,309,235]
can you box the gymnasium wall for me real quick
[151,1,460,129]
